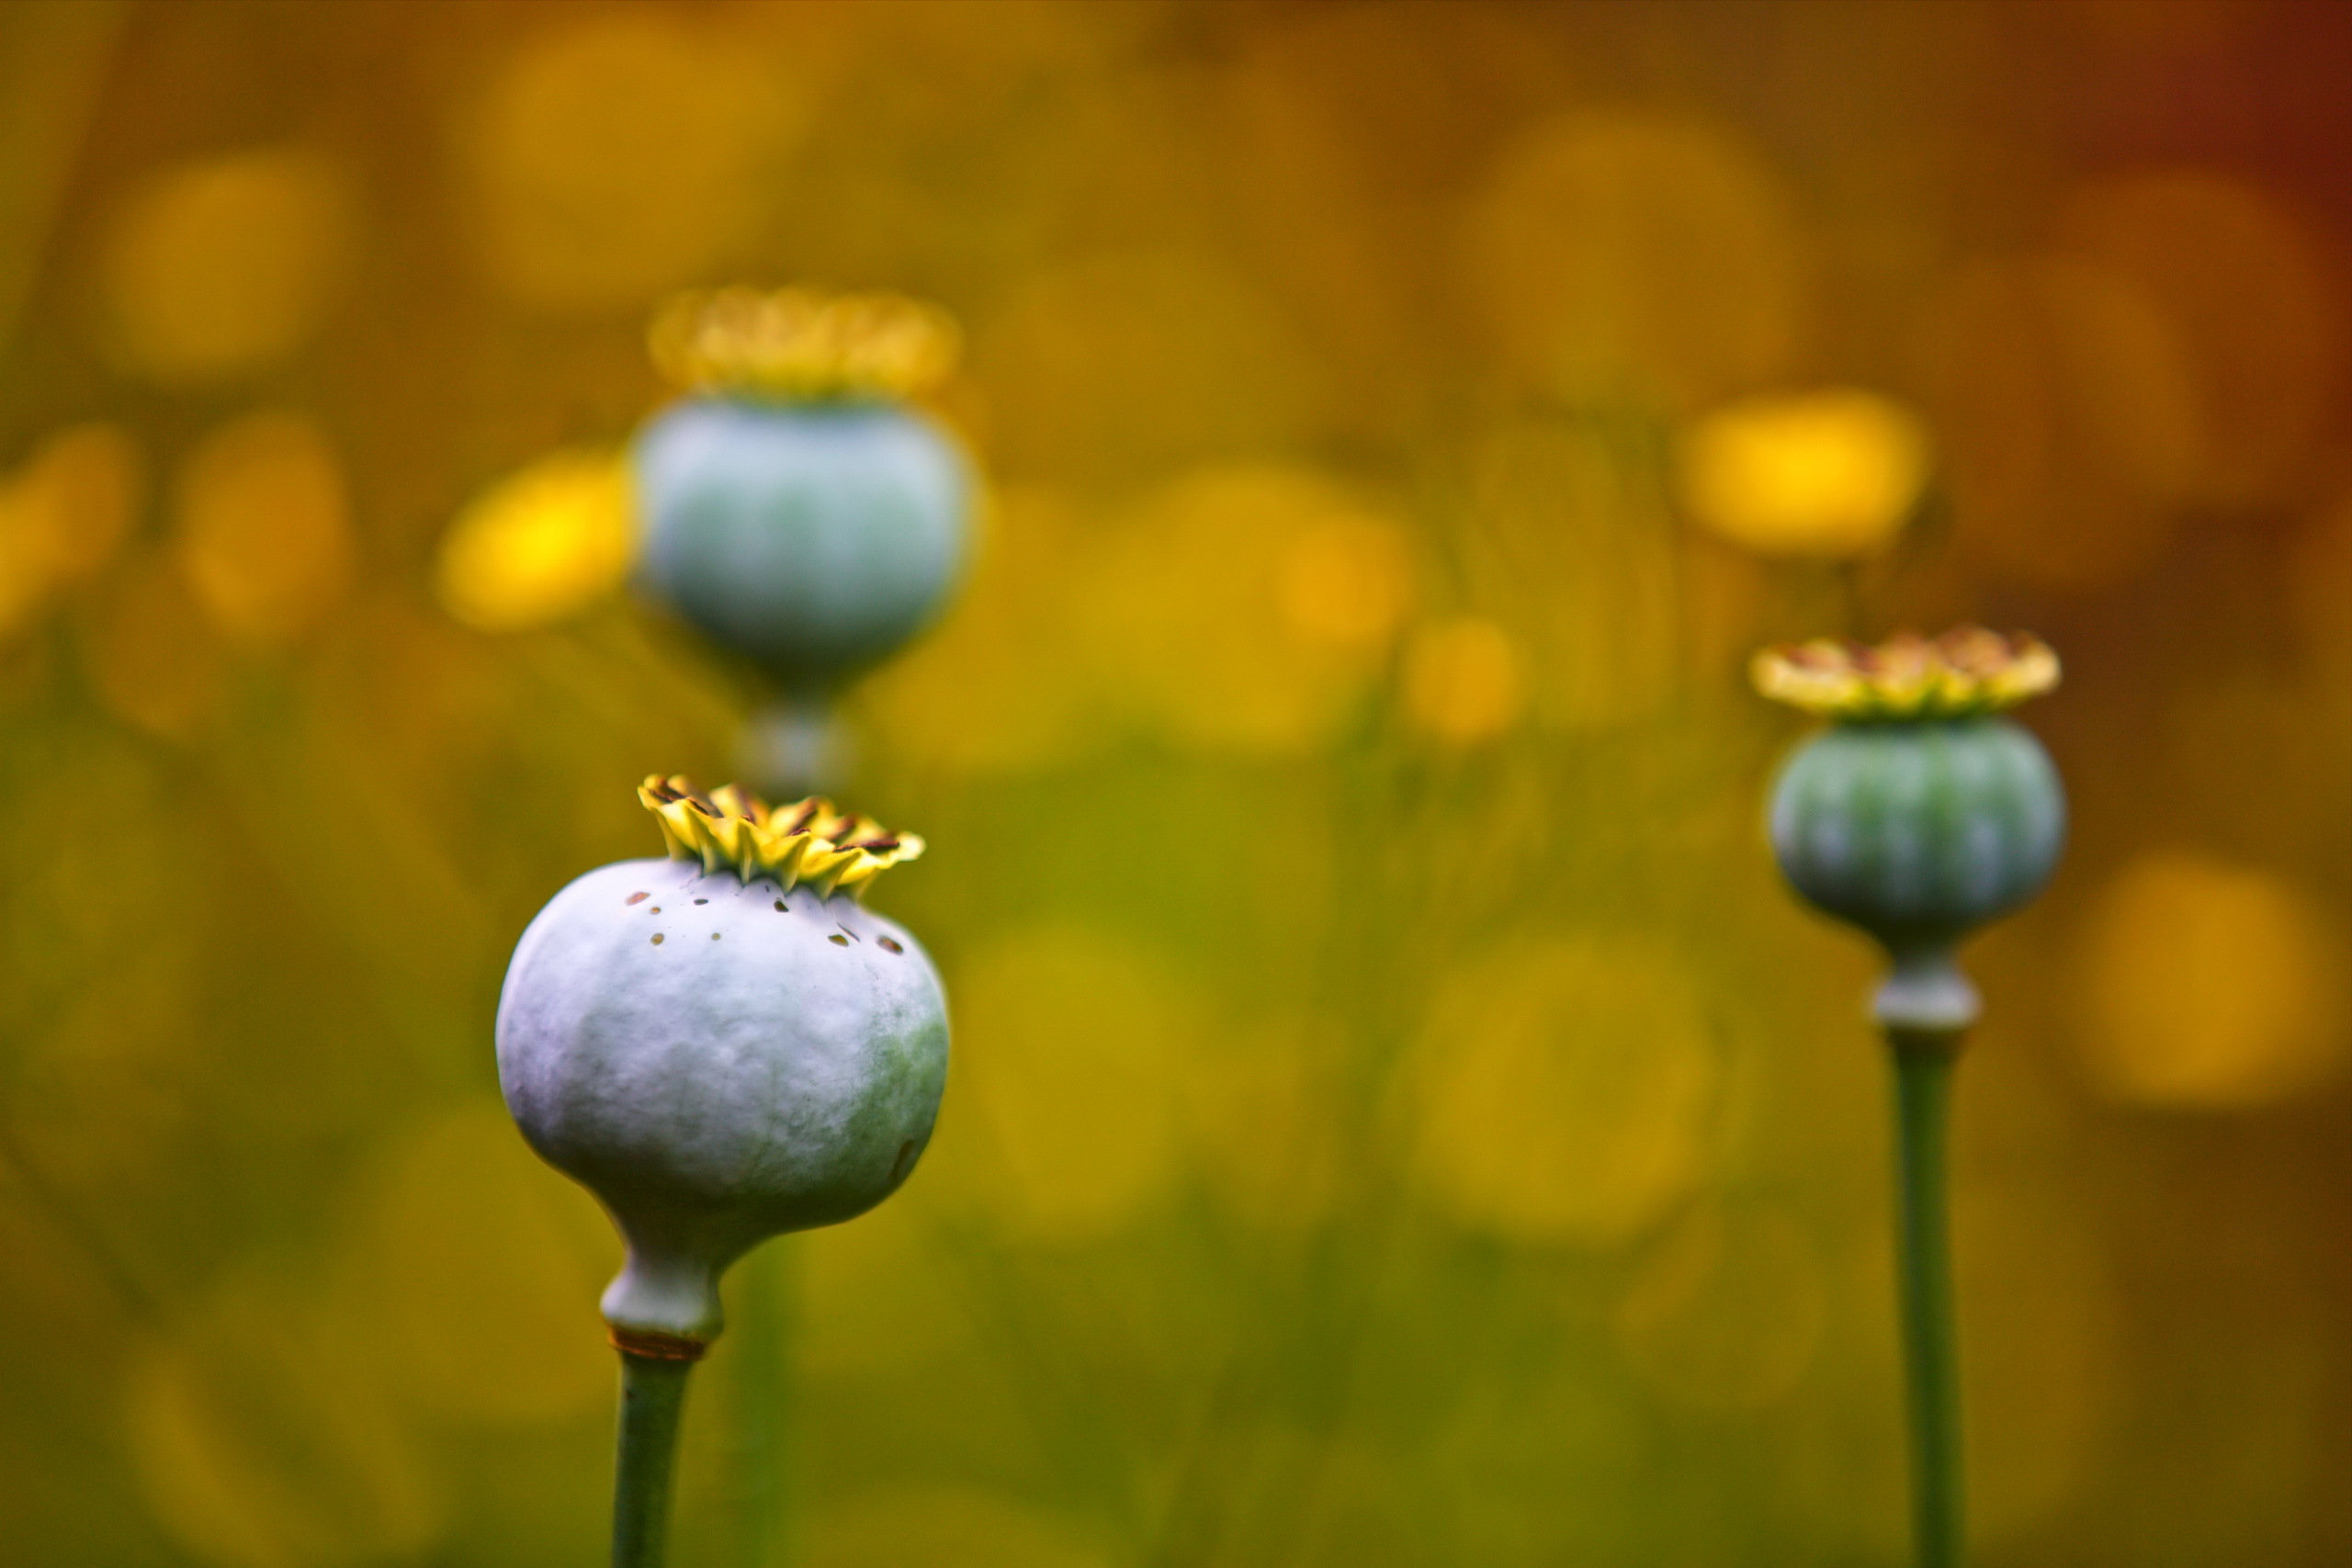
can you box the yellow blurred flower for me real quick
[0,423,141,637]
[102,147,354,386]
[468,12,798,311]
[174,412,356,649]
[1677,389,1930,558]
[1400,616,1521,744]
[1276,510,1416,651]
[2076,849,2346,1108]
[436,449,638,633]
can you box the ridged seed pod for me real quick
[1756,628,2066,1027]
[632,288,972,702]
[497,777,945,1349]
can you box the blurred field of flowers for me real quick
[3,1,2351,1563]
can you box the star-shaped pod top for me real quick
[649,286,960,404]
[638,775,923,896]
[1752,626,2059,721]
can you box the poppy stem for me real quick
[738,1241,797,1566]
[1886,1025,1965,1568]
[614,1351,695,1568]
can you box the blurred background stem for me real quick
[614,1352,694,1568]
[1887,1032,1965,1568]
[738,1240,798,1566]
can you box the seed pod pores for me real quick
[496,781,947,1347]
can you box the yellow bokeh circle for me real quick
[102,147,353,385]
[1411,933,1717,1247]
[0,423,141,637]
[435,449,638,633]
[468,12,795,311]
[1400,616,1522,745]
[2076,849,2347,1108]
[1676,389,1930,559]
[174,412,356,649]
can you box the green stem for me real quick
[614,1351,695,1568]
[738,1241,797,1566]
[1887,1030,1964,1568]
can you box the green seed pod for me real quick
[631,288,972,699]
[1770,716,2064,950]
[497,778,945,1351]
[1756,628,2066,1028]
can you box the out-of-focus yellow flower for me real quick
[1753,627,2060,720]
[1276,511,1416,651]
[468,12,797,311]
[1677,389,1930,558]
[1411,933,1715,1247]
[102,147,354,386]
[435,449,638,632]
[1400,616,1521,744]
[2077,850,2346,1108]
[0,423,141,637]
[175,412,356,649]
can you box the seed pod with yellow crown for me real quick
[1753,626,2065,1568]
[496,777,944,1568]
[632,288,974,789]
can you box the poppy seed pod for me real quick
[496,777,946,1352]
[632,288,973,697]
[1757,628,2066,1028]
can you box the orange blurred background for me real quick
[2,1,2350,1563]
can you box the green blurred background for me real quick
[3,1,2350,1562]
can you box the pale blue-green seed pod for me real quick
[1769,716,2066,959]
[634,399,970,692]
[1755,628,2068,1027]
[497,852,947,1348]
